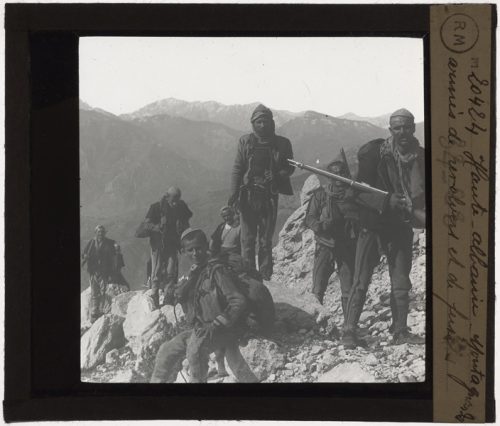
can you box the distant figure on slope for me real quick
[136,187,192,309]
[343,108,425,348]
[229,104,294,280]
[81,225,123,323]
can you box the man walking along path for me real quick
[137,187,192,309]
[150,228,258,383]
[343,108,425,348]
[229,104,294,280]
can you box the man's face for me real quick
[95,227,105,240]
[389,116,416,153]
[166,193,180,207]
[221,211,234,225]
[252,117,274,137]
[183,238,209,265]
[328,163,348,192]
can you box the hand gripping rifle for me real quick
[287,159,388,196]
[288,159,426,228]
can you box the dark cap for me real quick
[251,104,273,123]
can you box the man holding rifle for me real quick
[291,108,425,348]
[344,108,425,347]
[304,155,359,327]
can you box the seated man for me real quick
[210,206,241,257]
[150,228,258,383]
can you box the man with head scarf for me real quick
[342,108,425,348]
[139,186,193,309]
[228,104,294,280]
[81,225,122,323]
[305,157,359,328]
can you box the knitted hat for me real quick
[250,104,273,123]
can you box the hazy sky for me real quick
[80,37,424,121]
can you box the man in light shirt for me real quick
[210,206,241,257]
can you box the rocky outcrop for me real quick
[81,283,129,329]
[81,177,426,384]
[318,362,376,383]
[81,314,125,370]
[239,339,286,381]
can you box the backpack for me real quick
[207,253,275,333]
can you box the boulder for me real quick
[105,348,120,365]
[318,362,377,383]
[81,287,91,328]
[123,294,175,355]
[123,294,179,381]
[266,281,328,331]
[111,291,141,318]
[81,284,130,326]
[81,314,125,370]
[300,174,321,205]
[101,283,130,315]
[240,338,286,381]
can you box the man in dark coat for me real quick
[81,225,121,323]
[229,104,294,280]
[305,159,359,325]
[343,108,425,348]
[140,187,192,309]
[150,228,258,383]
[210,205,241,257]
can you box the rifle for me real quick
[288,159,388,196]
[288,159,426,228]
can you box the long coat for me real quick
[230,133,295,196]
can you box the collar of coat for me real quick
[380,136,420,164]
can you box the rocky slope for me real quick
[81,176,426,384]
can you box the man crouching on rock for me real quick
[150,228,258,383]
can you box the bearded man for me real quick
[228,104,294,280]
[342,108,426,348]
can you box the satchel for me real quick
[135,221,152,238]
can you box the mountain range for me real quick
[80,98,425,288]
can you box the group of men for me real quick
[82,103,425,382]
[305,107,425,348]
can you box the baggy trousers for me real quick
[343,226,413,335]
[89,274,107,323]
[240,194,278,280]
[150,239,178,306]
[312,243,354,319]
[150,329,259,383]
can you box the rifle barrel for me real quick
[288,159,388,196]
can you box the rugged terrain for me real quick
[81,99,421,287]
[81,176,426,384]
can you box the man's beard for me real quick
[252,122,275,138]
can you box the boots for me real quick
[341,330,366,350]
[392,329,425,345]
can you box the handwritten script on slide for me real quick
[431,5,492,423]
